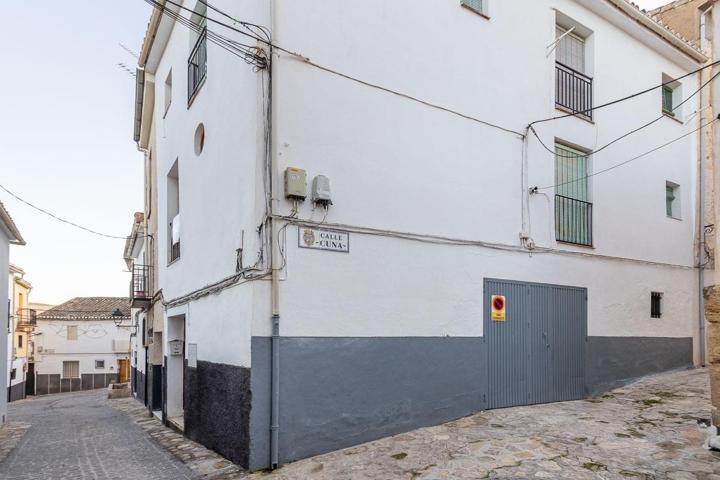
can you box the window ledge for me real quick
[461,4,490,19]
[556,240,595,249]
[666,215,682,221]
[662,112,684,124]
[167,257,181,267]
[555,105,595,124]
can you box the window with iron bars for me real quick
[555,144,593,246]
[651,292,663,318]
[555,26,593,121]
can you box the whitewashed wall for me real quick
[147,0,704,370]
[257,0,700,350]
[35,319,131,376]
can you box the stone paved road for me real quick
[253,368,720,480]
[0,390,195,480]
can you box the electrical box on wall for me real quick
[312,175,332,205]
[284,167,307,200]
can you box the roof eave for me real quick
[604,0,708,64]
[0,203,25,246]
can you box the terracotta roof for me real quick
[0,201,24,245]
[616,0,707,57]
[37,297,130,321]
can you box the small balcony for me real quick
[188,27,208,103]
[555,195,593,247]
[555,62,593,121]
[131,265,151,309]
[16,309,37,331]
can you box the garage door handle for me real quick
[542,332,550,349]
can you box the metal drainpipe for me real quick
[699,6,713,367]
[269,0,280,469]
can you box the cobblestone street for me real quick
[0,369,718,479]
[252,368,720,480]
[0,390,195,480]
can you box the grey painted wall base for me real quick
[8,383,25,402]
[249,337,487,470]
[586,336,693,395]
[36,373,117,396]
[248,335,692,471]
[184,360,252,468]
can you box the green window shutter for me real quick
[461,0,487,15]
[555,144,592,246]
[662,86,674,115]
[666,186,675,216]
[555,144,589,201]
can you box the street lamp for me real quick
[111,308,126,327]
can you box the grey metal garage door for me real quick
[484,278,587,409]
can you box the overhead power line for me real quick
[531,69,720,158]
[0,183,128,240]
[533,115,719,191]
[143,0,526,138]
[529,59,720,126]
[143,0,267,68]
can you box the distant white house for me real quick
[33,298,131,395]
[0,201,24,424]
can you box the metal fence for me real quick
[556,62,593,121]
[555,194,593,246]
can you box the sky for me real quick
[0,1,151,305]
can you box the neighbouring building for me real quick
[123,212,162,415]
[33,298,131,395]
[133,0,711,470]
[0,202,24,424]
[651,0,720,429]
[8,264,35,402]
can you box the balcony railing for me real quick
[16,309,37,330]
[556,62,593,121]
[188,27,208,102]
[130,265,151,301]
[555,195,593,247]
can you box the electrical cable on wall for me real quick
[529,59,720,126]
[533,116,718,191]
[143,0,526,138]
[531,70,720,158]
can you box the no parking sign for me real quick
[491,295,506,321]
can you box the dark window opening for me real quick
[651,292,663,318]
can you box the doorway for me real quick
[166,315,185,430]
[118,359,130,384]
[484,278,587,409]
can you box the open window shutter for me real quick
[556,27,585,73]
[461,0,487,15]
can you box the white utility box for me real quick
[284,167,307,200]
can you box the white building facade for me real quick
[34,298,131,395]
[0,203,24,424]
[134,0,711,470]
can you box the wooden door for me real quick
[118,359,130,384]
